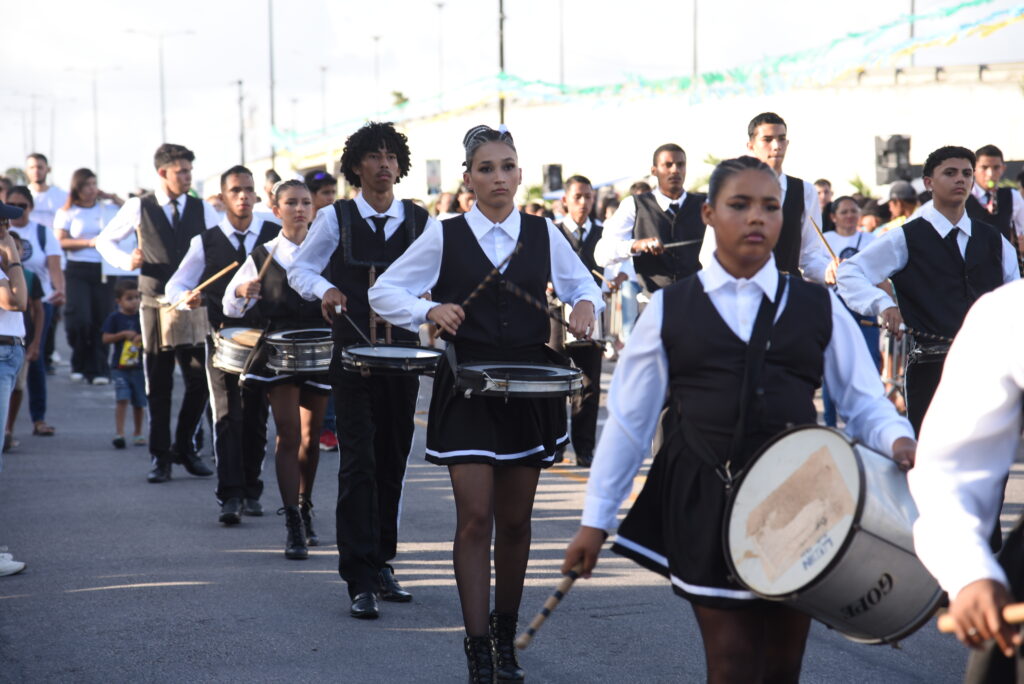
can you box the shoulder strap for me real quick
[37,223,47,251]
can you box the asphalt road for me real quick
[0,349,1015,683]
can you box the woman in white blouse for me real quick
[53,168,122,385]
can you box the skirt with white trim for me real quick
[239,338,332,396]
[424,341,569,468]
[610,414,773,610]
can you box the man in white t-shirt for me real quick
[24,154,67,230]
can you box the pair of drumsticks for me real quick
[166,244,280,310]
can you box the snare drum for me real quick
[724,426,942,644]
[341,344,442,376]
[266,329,334,374]
[455,362,582,398]
[212,327,261,374]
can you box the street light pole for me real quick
[498,0,505,124]
[237,79,245,163]
[320,65,327,134]
[558,0,564,91]
[373,35,381,115]
[269,0,277,166]
[158,34,167,140]
[692,0,698,82]
[92,74,100,173]
[436,3,445,111]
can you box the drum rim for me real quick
[457,361,582,379]
[267,328,332,343]
[722,425,867,601]
[341,343,442,364]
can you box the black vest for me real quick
[632,191,707,292]
[328,199,428,346]
[965,187,1015,243]
[661,273,832,465]
[776,175,806,273]
[200,220,280,328]
[138,194,208,296]
[555,219,603,287]
[251,243,324,332]
[433,213,550,348]
[890,217,1004,340]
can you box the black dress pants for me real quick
[566,342,603,458]
[64,261,113,380]
[145,345,208,462]
[206,339,268,502]
[905,357,945,437]
[334,370,419,597]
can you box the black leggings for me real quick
[64,261,113,380]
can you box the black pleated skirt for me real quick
[425,342,569,468]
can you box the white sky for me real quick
[3,0,1023,193]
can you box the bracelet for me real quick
[7,263,22,268]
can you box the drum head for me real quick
[220,327,260,348]
[345,345,441,361]
[268,328,331,343]
[726,427,861,597]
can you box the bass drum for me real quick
[724,426,942,644]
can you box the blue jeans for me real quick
[0,344,26,473]
[27,302,53,422]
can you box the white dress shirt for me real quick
[595,187,692,266]
[164,216,268,306]
[368,204,605,332]
[777,173,831,284]
[222,233,304,319]
[910,279,1024,599]
[96,190,221,272]
[28,186,68,229]
[581,254,914,533]
[288,193,444,302]
[836,203,1020,317]
[52,203,119,263]
[971,183,1024,236]
[557,216,617,293]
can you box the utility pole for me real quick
[437,3,445,111]
[692,0,698,82]
[320,65,327,134]
[373,35,381,115]
[269,0,277,166]
[92,76,99,173]
[498,0,506,123]
[237,79,245,163]
[558,0,565,91]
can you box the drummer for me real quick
[95,143,220,484]
[561,156,914,683]
[287,121,440,620]
[223,179,328,560]
[166,165,279,525]
[369,124,602,683]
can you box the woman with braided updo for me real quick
[370,124,602,682]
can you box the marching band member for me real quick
[166,166,278,525]
[837,146,1019,436]
[910,279,1024,683]
[369,124,602,683]
[594,143,708,295]
[966,145,1024,252]
[223,179,328,560]
[744,112,833,284]
[288,122,438,620]
[562,156,913,684]
[96,144,220,484]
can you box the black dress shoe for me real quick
[146,458,172,484]
[379,565,413,602]
[350,592,380,619]
[242,499,263,516]
[219,498,243,525]
[177,451,214,477]
[575,451,593,468]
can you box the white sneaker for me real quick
[91,377,110,386]
[69,372,84,382]
[0,552,26,576]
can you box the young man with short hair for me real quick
[23,153,67,230]
[166,166,278,524]
[814,178,835,231]
[289,122,441,620]
[594,144,708,294]
[96,143,222,483]
[838,146,1020,435]
[965,144,1024,249]
[745,112,832,283]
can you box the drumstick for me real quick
[629,237,702,256]
[514,563,584,650]
[590,269,613,288]
[858,319,954,344]
[433,243,523,331]
[810,217,840,264]
[243,243,279,309]
[341,311,377,348]
[503,280,571,330]
[168,260,240,309]
[937,604,1024,633]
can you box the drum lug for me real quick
[888,640,902,650]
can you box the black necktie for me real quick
[667,202,680,218]
[575,226,585,243]
[946,227,965,268]
[234,232,248,263]
[169,198,181,229]
[371,215,388,239]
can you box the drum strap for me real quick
[670,275,786,488]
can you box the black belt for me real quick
[908,343,950,365]
[0,335,25,346]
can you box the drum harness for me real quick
[667,275,787,491]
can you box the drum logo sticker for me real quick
[840,573,894,619]
[745,446,855,582]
